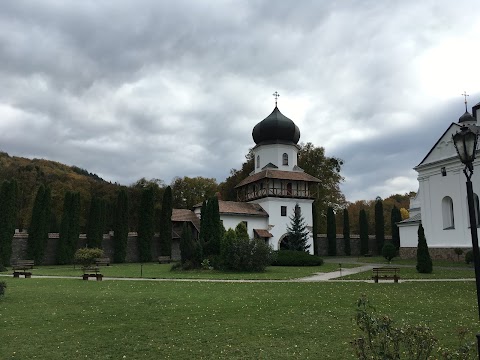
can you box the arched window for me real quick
[467,193,480,227]
[442,196,454,229]
[257,155,260,168]
[283,153,288,166]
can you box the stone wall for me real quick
[315,234,392,256]
[10,232,181,265]
[400,247,471,261]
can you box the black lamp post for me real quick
[452,125,480,322]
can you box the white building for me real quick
[399,100,480,258]
[194,105,320,253]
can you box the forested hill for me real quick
[0,151,123,231]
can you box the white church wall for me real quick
[220,215,268,240]
[254,144,298,173]
[252,197,314,253]
[398,223,419,247]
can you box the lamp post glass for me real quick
[453,126,478,165]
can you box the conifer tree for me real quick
[56,191,81,264]
[285,204,310,252]
[179,222,194,264]
[27,185,51,264]
[159,186,173,256]
[391,206,402,251]
[86,197,105,248]
[202,196,222,257]
[199,199,207,248]
[375,197,385,253]
[359,209,369,255]
[416,223,432,273]
[343,208,351,256]
[138,187,155,262]
[312,201,318,255]
[113,189,129,263]
[327,207,336,256]
[0,180,17,266]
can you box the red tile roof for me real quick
[218,200,268,217]
[235,169,320,188]
[171,209,201,231]
[254,229,273,238]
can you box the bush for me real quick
[0,263,7,272]
[74,247,104,267]
[465,250,474,264]
[0,281,6,297]
[272,250,323,266]
[382,241,397,262]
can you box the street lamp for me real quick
[452,125,480,322]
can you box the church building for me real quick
[193,100,320,253]
[398,99,480,258]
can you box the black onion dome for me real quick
[459,111,476,123]
[252,106,300,145]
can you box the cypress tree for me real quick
[0,180,17,266]
[113,189,129,263]
[179,222,194,264]
[312,201,318,255]
[87,197,102,248]
[359,209,369,255]
[416,223,433,273]
[343,208,351,256]
[56,192,71,264]
[202,197,222,257]
[391,206,402,251]
[374,197,385,253]
[27,185,51,264]
[326,207,336,256]
[199,199,207,248]
[285,204,310,252]
[159,186,173,256]
[57,191,81,264]
[138,187,155,262]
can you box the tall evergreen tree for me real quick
[202,196,222,257]
[285,204,310,252]
[326,207,336,256]
[27,185,51,264]
[0,180,17,266]
[138,187,155,262]
[86,197,105,248]
[416,223,433,273]
[56,191,81,264]
[312,201,318,255]
[391,206,402,251]
[374,197,385,253]
[113,189,129,263]
[179,222,194,264]
[343,208,351,256]
[359,209,369,255]
[199,199,207,247]
[159,186,173,256]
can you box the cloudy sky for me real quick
[1,1,480,202]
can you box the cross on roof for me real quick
[273,91,280,106]
[462,91,469,111]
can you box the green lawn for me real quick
[350,256,472,268]
[2,262,357,280]
[340,266,476,280]
[1,278,478,359]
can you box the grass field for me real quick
[1,277,479,359]
[2,262,357,280]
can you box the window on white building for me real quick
[442,196,455,229]
[281,206,287,216]
[257,155,260,168]
[282,153,288,165]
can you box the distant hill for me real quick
[0,151,124,231]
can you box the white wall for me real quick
[398,223,420,247]
[220,215,269,240]
[254,143,298,173]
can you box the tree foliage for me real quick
[56,191,81,264]
[171,176,218,209]
[201,196,223,257]
[284,204,310,252]
[416,224,432,274]
[137,187,155,262]
[27,185,51,264]
[391,206,402,251]
[159,186,173,256]
[327,207,336,256]
[359,209,369,255]
[86,196,106,248]
[0,180,17,266]
[343,208,351,256]
[113,189,129,263]
[374,197,385,252]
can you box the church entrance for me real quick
[278,233,290,250]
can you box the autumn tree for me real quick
[327,207,336,256]
[284,204,310,252]
[171,176,218,209]
[138,187,155,262]
[0,180,17,266]
[27,185,51,264]
[374,197,385,253]
[159,186,173,256]
[113,189,129,263]
[359,209,369,255]
[343,208,351,256]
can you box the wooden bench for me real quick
[82,266,103,281]
[12,260,35,278]
[95,258,110,266]
[158,256,171,264]
[372,267,400,283]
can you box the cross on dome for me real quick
[273,91,280,106]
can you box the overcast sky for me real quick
[1,1,480,202]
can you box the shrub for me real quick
[465,250,474,264]
[272,250,323,266]
[0,281,6,297]
[0,263,7,272]
[74,247,104,267]
[382,241,396,262]
[454,248,464,261]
